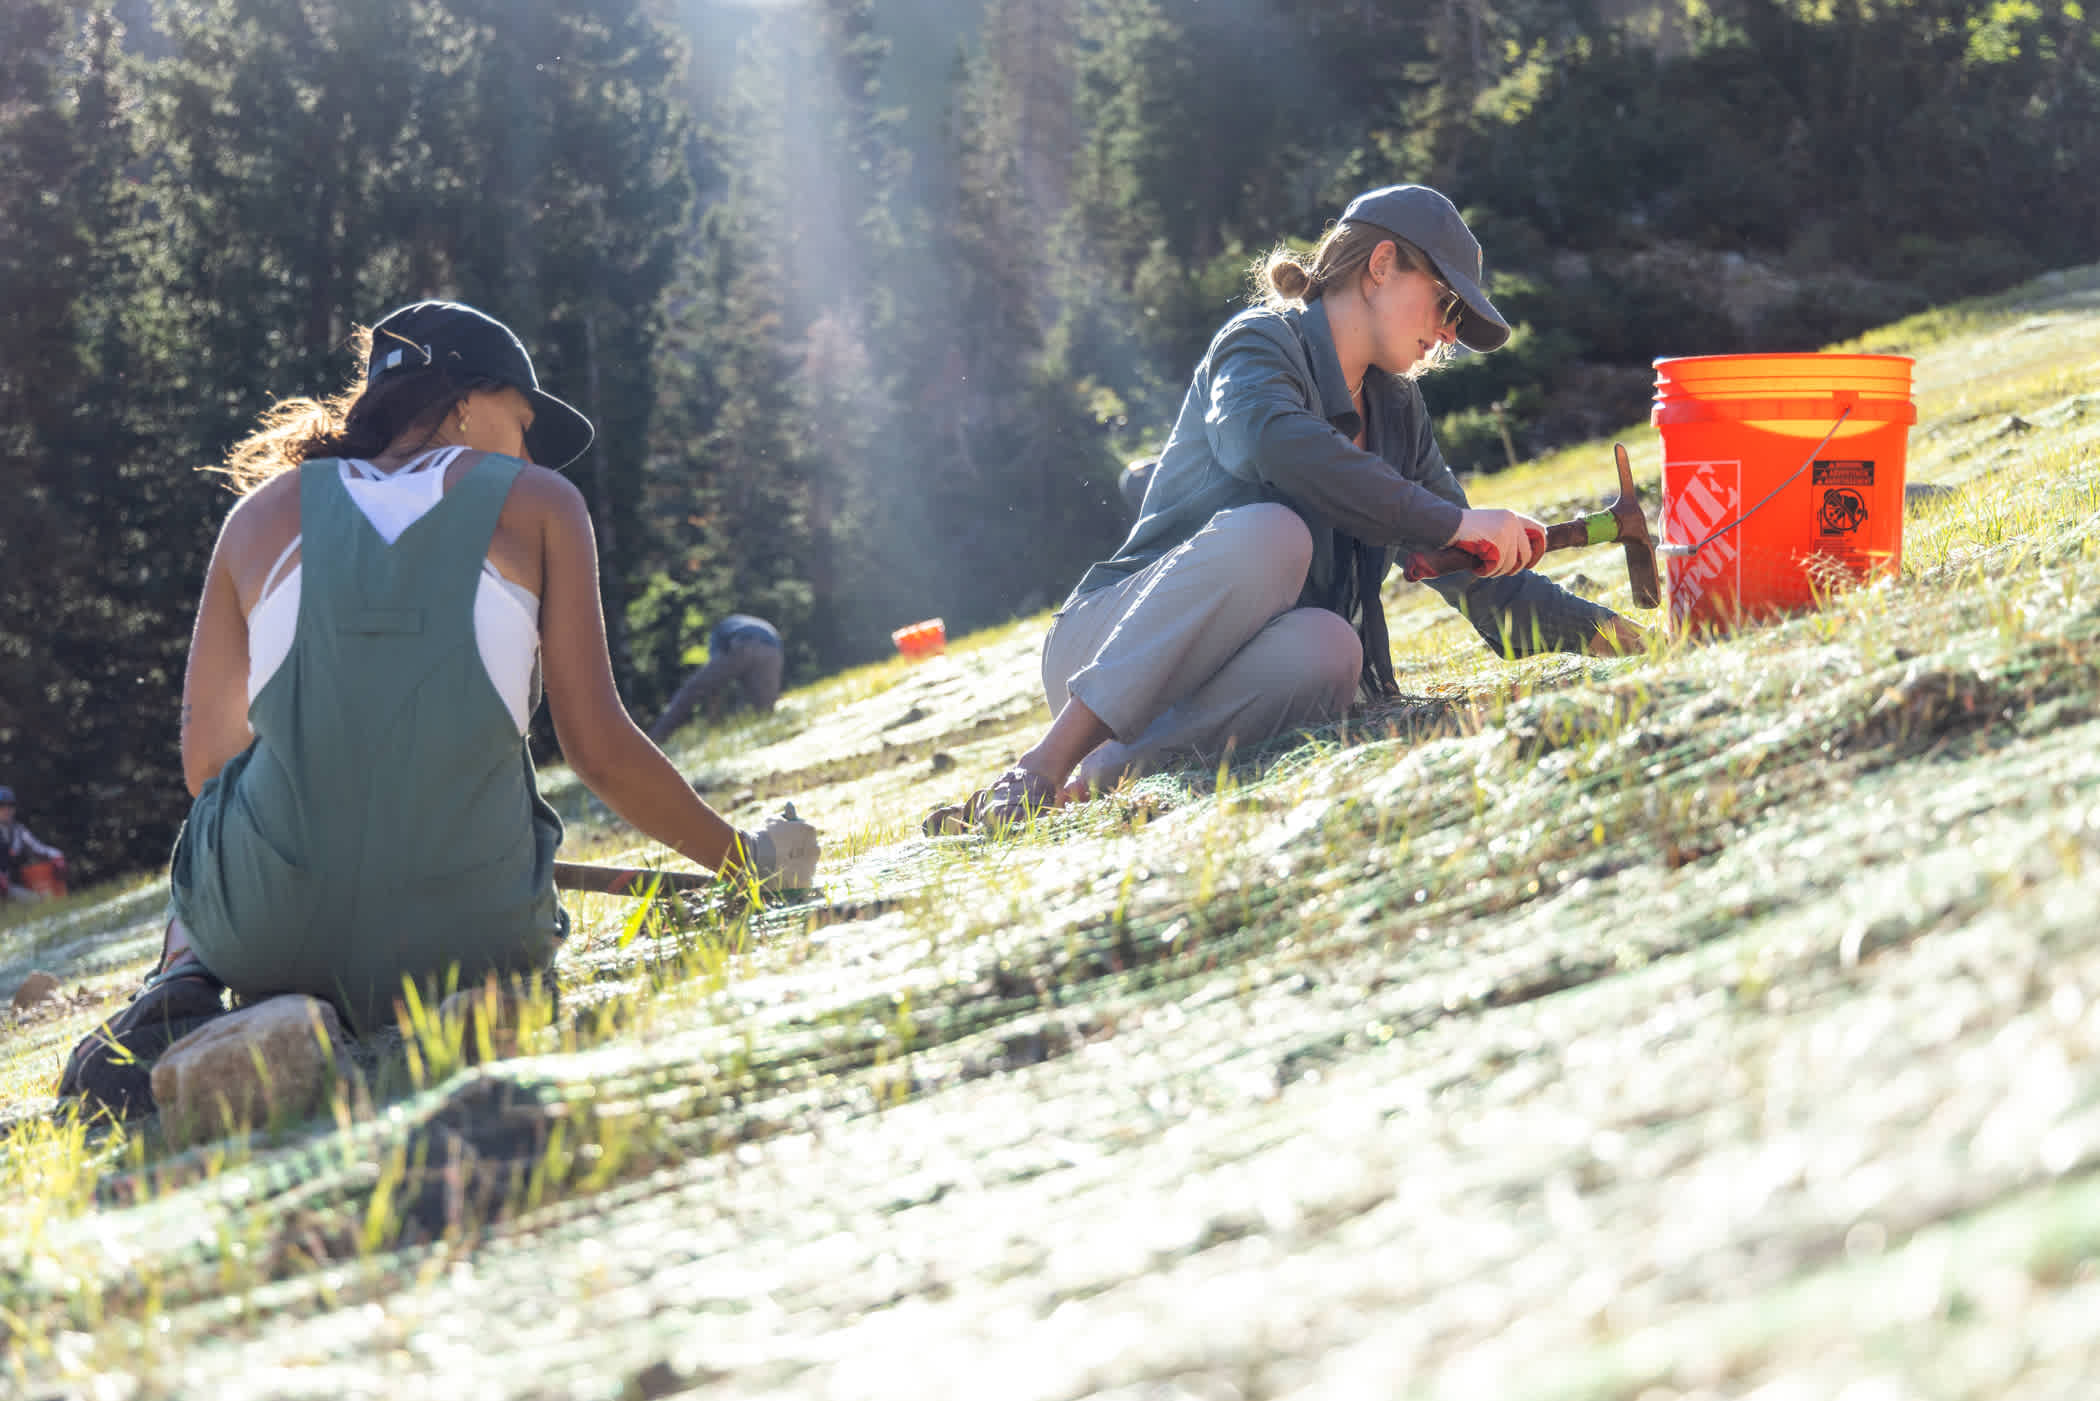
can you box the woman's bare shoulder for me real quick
[505,460,591,519]
[219,469,303,544]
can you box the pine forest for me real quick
[4,0,2096,880]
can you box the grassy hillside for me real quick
[6,265,2100,1398]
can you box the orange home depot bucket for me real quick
[891,617,947,660]
[1654,353,1915,634]
[19,861,65,898]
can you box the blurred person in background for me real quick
[649,613,785,742]
[0,785,68,903]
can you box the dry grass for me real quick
[6,264,2100,1397]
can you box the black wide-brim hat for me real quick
[367,300,596,470]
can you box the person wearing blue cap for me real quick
[928,185,1645,833]
[0,786,68,903]
[648,613,786,742]
[59,302,819,1117]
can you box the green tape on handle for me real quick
[1584,512,1614,546]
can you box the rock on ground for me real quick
[436,978,532,1064]
[10,969,60,1013]
[150,995,348,1148]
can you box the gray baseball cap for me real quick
[1338,185,1511,352]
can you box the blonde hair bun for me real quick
[1264,252,1314,303]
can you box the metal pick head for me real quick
[779,801,798,822]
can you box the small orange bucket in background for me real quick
[19,861,65,898]
[1654,353,1916,634]
[891,617,947,660]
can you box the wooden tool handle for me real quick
[551,860,718,896]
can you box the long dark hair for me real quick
[213,326,502,493]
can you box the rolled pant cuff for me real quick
[1064,672,1147,748]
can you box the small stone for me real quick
[629,1360,685,1400]
[151,996,348,1147]
[930,751,956,773]
[10,971,60,1013]
[437,979,531,1064]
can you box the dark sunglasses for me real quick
[1434,281,1466,328]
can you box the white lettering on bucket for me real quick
[1665,460,1740,632]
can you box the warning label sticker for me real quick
[1817,486,1870,537]
[1812,460,1874,486]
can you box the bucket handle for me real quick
[1657,401,1853,559]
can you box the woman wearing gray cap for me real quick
[928,185,1645,832]
[61,302,818,1116]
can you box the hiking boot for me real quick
[922,766,1061,836]
[57,961,230,1121]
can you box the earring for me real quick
[458,411,470,433]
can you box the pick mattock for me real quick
[1401,442,1661,608]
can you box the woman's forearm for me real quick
[566,722,739,871]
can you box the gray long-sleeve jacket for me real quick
[1067,297,1618,691]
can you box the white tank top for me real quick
[246,447,541,732]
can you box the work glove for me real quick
[728,802,820,892]
[1446,507,1547,578]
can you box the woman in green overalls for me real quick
[62,302,819,1115]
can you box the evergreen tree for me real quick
[145,0,459,476]
[0,2,211,880]
[147,0,692,683]
[639,19,846,688]
[435,0,694,672]
[8,0,2094,889]
[1053,0,1437,439]
[940,0,1126,604]
[640,0,935,681]
[0,0,695,877]
[0,0,98,855]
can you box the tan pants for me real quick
[1046,503,1363,791]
